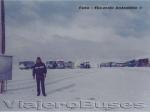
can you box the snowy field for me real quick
[1,67,150,111]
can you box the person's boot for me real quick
[37,93,40,96]
[43,93,47,97]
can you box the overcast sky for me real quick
[4,1,150,63]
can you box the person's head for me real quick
[36,57,42,64]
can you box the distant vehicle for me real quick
[19,61,35,70]
[46,61,57,69]
[80,62,91,69]
[100,62,112,67]
[111,62,117,67]
[56,61,65,69]
[137,58,149,67]
[100,62,127,67]
[125,60,137,67]
[65,61,74,69]
[115,63,127,67]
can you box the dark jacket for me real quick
[33,62,47,79]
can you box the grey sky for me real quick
[4,1,150,62]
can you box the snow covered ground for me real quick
[1,66,150,111]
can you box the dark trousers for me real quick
[36,77,46,95]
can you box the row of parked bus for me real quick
[18,58,150,70]
[99,58,149,68]
[19,61,91,70]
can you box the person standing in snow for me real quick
[33,57,47,96]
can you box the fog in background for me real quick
[4,1,150,64]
